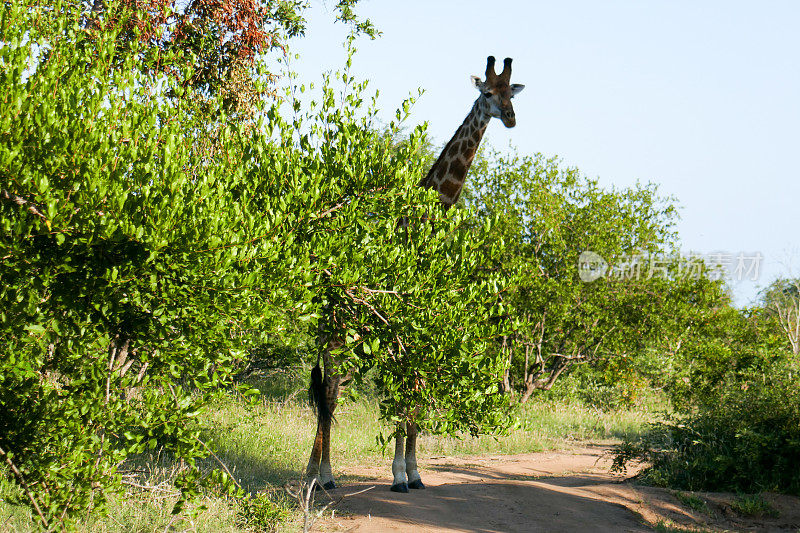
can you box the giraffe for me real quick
[306,56,525,493]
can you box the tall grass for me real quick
[0,470,241,533]
[202,373,657,490]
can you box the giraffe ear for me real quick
[471,75,485,91]
[510,84,525,97]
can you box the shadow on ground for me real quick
[315,448,800,533]
[320,476,650,532]
[315,448,650,532]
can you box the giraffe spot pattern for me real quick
[449,158,466,179]
[447,141,461,159]
[438,178,461,199]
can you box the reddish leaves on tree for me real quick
[86,0,302,100]
[117,0,290,58]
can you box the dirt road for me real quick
[316,445,800,532]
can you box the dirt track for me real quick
[316,445,800,532]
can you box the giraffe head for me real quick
[471,56,525,128]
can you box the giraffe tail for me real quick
[308,363,332,424]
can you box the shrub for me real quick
[613,358,800,495]
[1,2,272,526]
[730,494,779,518]
[236,491,292,532]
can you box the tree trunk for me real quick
[518,356,571,404]
[499,336,514,395]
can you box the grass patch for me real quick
[729,494,779,518]
[416,398,652,457]
[672,491,711,515]
[0,492,240,533]
[0,473,34,530]
[202,387,656,484]
[653,519,712,533]
[202,392,386,490]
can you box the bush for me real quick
[1,2,272,526]
[1,2,513,528]
[236,491,292,532]
[730,494,779,518]
[614,358,800,495]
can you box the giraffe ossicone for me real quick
[305,55,525,493]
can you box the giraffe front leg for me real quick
[405,421,425,489]
[390,422,409,492]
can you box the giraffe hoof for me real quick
[408,479,425,489]
[322,481,337,490]
[390,482,409,493]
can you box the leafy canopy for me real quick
[0,1,509,527]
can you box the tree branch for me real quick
[1,189,49,224]
[0,444,49,529]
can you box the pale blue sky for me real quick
[291,1,800,305]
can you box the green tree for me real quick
[613,304,800,495]
[0,3,510,527]
[761,277,800,356]
[0,2,299,525]
[262,60,512,440]
[612,271,800,494]
[463,150,694,404]
[80,0,377,114]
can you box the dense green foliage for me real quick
[1,1,278,525]
[614,357,800,495]
[3,1,797,530]
[614,299,800,495]
[0,1,507,527]
[463,150,707,405]
[462,152,800,496]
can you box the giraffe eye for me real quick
[483,92,493,98]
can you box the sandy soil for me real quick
[315,445,800,532]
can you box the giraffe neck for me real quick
[420,97,492,208]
